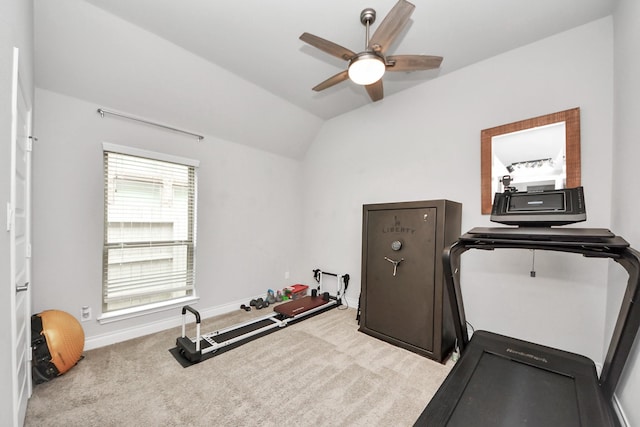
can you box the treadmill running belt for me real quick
[448,352,579,426]
[415,330,615,426]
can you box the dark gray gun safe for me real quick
[359,200,462,362]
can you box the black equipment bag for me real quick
[31,314,60,384]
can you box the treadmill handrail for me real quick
[443,228,640,401]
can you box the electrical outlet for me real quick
[81,306,92,322]
[284,271,290,280]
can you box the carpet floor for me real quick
[25,305,452,426]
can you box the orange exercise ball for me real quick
[32,310,85,380]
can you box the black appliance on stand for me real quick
[416,188,639,426]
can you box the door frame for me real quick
[9,45,33,427]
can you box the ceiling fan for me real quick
[299,0,442,102]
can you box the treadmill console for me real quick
[490,186,586,226]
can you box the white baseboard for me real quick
[84,297,248,350]
[85,294,360,351]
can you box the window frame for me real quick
[99,142,199,323]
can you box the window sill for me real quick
[97,295,200,325]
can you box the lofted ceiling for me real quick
[82,0,613,119]
[34,0,614,158]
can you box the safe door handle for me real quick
[384,257,404,276]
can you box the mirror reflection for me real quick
[491,122,566,194]
[480,108,581,214]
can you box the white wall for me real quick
[608,0,640,424]
[1,0,34,421]
[32,88,304,346]
[34,0,323,160]
[300,18,614,365]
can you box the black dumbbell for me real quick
[240,304,251,312]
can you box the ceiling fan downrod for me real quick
[360,8,376,50]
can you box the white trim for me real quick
[102,142,200,167]
[97,296,200,324]
[87,297,249,350]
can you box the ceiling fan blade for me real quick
[365,79,384,102]
[312,70,350,91]
[300,32,356,61]
[386,55,443,71]
[368,0,415,54]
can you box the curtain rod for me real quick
[97,108,204,141]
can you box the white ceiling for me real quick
[33,0,614,159]
[80,0,614,120]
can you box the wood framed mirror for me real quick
[481,108,581,214]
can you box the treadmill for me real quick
[415,227,640,426]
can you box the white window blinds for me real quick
[102,144,198,313]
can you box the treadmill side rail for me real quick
[423,227,640,426]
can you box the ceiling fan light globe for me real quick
[348,53,385,85]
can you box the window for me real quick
[102,143,198,315]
